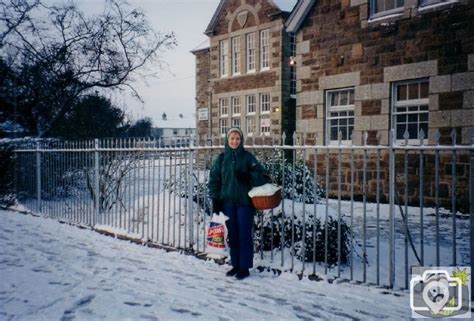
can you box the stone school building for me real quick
[193,0,474,210]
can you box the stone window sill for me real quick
[417,1,461,14]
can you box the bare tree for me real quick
[0,0,176,136]
[0,0,40,43]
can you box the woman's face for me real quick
[228,132,241,149]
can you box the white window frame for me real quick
[392,79,429,144]
[231,96,241,116]
[419,0,458,6]
[370,0,404,19]
[246,33,256,73]
[246,95,256,114]
[231,36,241,76]
[220,118,229,136]
[260,29,270,70]
[246,116,256,136]
[231,117,241,128]
[219,97,229,117]
[326,88,355,145]
[260,115,271,135]
[219,40,228,78]
[260,93,271,114]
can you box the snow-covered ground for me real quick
[0,210,410,320]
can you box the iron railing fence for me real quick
[10,130,474,291]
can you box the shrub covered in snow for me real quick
[256,149,325,204]
[254,210,351,266]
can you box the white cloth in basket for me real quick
[248,183,280,198]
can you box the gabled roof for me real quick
[205,0,225,35]
[285,0,315,33]
[205,0,298,36]
[190,39,210,54]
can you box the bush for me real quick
[254,210,351,266]
[257,149,325,204]
[163,166,212,215]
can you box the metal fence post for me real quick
[187,135,195,250]
[94,139,100,226]
[470,129,474,301]
[36,141,41,213]
[389,129,396,288]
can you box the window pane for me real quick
[331,127,338,140]
[420,81,429,98]
[420,122,428,136]
[397,124,406,139]
[375,0,404,14]
[376,0,385,11]
[246,33,255,72]
[408,114,418,123]
[408,83,419,100]
[397,106,407,113]
[246,95,256,113]
[232,118,240,127]
[397,114,406,123]
[420,113,428,122]
[330,92,338,106]
[397,84,407,101]
[260,93,270,112]
[341,127,348,140]
[408,123,417,139]
[340,91,348,105]
[349,90,354,104]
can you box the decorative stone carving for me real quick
[237,10,248,28]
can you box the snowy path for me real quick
[0,210,410,320]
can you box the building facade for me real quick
[286,0,473,209]
[287,0,473,146]
[194,0,474,209]
[193,0,298,145]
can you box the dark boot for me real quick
[235,268,250,280]
[226,267,239,277]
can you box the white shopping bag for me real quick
[206,212,229,257]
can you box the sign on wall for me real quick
[198,108,208,121]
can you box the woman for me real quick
[208,127,268,280]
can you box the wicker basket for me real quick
[250,188,282,210]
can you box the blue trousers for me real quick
[223,203,255,269]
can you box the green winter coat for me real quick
[208,128,268,205]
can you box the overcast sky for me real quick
[78,0,220,127]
